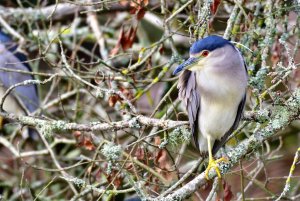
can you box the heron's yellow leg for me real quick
[205,136,228,180]
[0,116,3,129]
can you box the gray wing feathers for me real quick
[212,93,246,155]
[0,47,39,113]
[178,70,200,149]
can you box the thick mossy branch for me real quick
[0,110,270,135]
[0,112,187,134]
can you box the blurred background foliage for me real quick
[0,0,299,200]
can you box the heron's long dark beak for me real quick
[173,57,198,75]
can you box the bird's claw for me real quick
[205,157,228,180]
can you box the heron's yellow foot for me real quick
[205,157,228,180]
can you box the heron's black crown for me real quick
[190,35,233,54]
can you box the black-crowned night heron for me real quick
[0,30,39,137]
[173,35,248,179]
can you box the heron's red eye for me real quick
[202,50,209,57]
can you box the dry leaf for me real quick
[110,26,137,56]
[210,0,221,15]
[135,147,145,160]
[120,26,137,50]
[82,138,96,151]
[106,170,123,188]
[129,0,149,20]
[130,0,149,9]
[110,26,124,56]
[136,7,146,20]
[108,95,120,107]
[76,134,96,151]
[223,180,233,201]
[120,86,134,100]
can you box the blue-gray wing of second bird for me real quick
[0,31,39,114]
